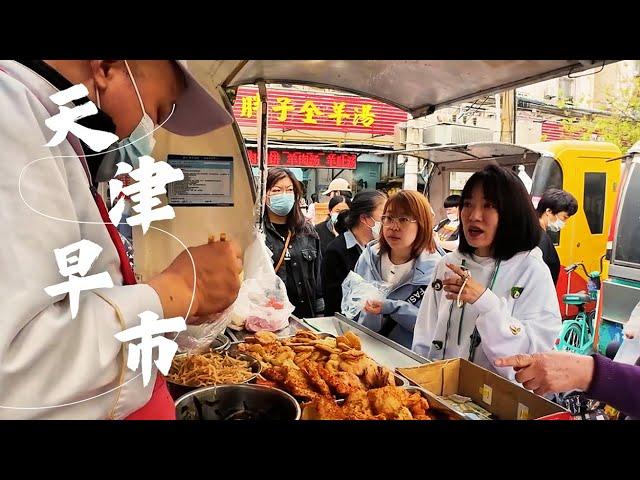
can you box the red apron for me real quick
[93,183,175,420]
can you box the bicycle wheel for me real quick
[559,324,584,352]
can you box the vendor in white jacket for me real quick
[413,165,562,381]
[0,60,242,419]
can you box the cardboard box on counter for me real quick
[397,358,572,420]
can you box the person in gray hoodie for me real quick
[354,191,443,349]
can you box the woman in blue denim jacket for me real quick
[354,191,443,349]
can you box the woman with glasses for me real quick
[323,190,387,316]
[264,167,324,318]
[353,191,443,349]
[413,165,561,380]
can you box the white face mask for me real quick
[369,218,382,239]
[446,213,458,222]
[547,214,566,232]
[553,219,566,231]
[95,60,157,182]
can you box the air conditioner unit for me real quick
[394,123,407,150]
[422,123,493,145]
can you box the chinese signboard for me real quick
[247,148,357,169]
[233,86,408,136]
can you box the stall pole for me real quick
[256,80,269,230]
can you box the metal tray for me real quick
[166,351,262,400]
[300,314,430,369]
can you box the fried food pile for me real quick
[237,330,434,420]
[237,330,397,401]
[302,386,435,420]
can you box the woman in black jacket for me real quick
[263,167,324,318]
[323,190,387,316]
[316,195,351,259]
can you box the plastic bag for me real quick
[176,304,234,354]
[175,226,294,352]
[230,227,294,332]
[340,271,392,320]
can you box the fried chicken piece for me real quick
[301,361,332,397]
[237,343,266,361]
[340,390,386,420]
[318,364,363,397]
[302,397,346,420]
[293,331,319,341]
[414,413,435,421]
[255,377,280,389]
[406,392,431,418]
[255,331,278,345]
[338,356,370,377]
[363,365,397,389]
[389,406,414,420]
[344,331,362,350]
[271,347,295,366]
[281,366,320,400]
[262,366,287,385]
[367,386,409,418]
[294,351,313,366]
[325,354,341,373]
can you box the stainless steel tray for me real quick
[299,314,430,369]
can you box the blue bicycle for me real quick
[555,257,603,355]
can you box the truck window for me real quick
[614,165,640,266]
[584,172,606,235]
[531,155,563,198]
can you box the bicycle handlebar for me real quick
[564,262,590,278]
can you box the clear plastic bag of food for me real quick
[340,271,392,320]
[230,227,295,332]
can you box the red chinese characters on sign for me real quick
[233,86,408,136]
[247,148,357,169]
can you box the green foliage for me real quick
[561,77,640,150]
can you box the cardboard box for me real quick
[397,358,572,420]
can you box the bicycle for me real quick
[555,256,604,355]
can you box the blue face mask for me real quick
[95,60,157,182]
[268,193,295,217]
[330,212,340,224]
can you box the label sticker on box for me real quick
[481,384,492,405]
[517,403,530,420]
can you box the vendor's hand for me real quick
[494,352,595,396]
[363,300,383,315]
[443,263,486,304]
[148,238,242,322]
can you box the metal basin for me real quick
[166,351,261,400]
[175,384,301,420]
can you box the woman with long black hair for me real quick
[413,165,561,380]
[263,167,324,318]
[322,190,387,316]
[316,194,351,259]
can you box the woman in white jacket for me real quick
[413,164,562,381]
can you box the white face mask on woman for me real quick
[369,217,382,239]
